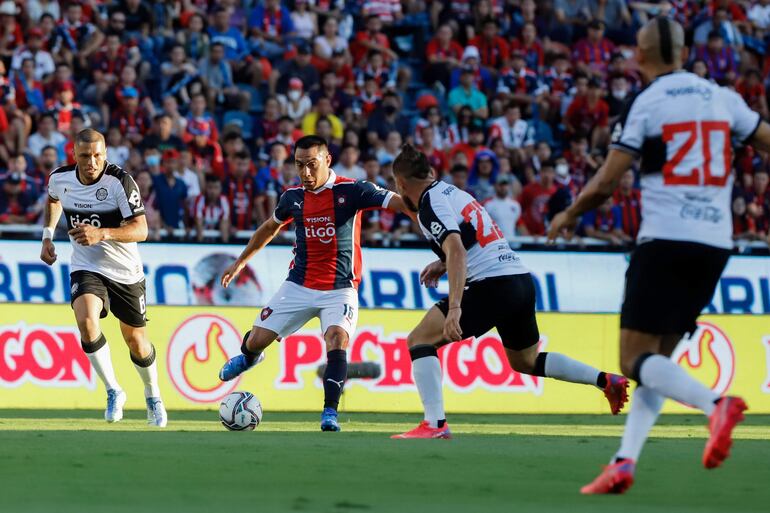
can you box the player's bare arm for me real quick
[40,194,63,265]
[221,217,284,288]
[420,259,446,288]
[442,233,466,342]
[69,215,148,246]
[547,149,635,241]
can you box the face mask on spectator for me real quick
[288,90,301,101]
[555,163,569,177]
[612,88,627,100]
[146,154,161,167]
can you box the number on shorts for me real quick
[661,120,731,187]
[139,295,146,315]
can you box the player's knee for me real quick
[507,351,536,374]
[324,328,348,351]
[619,355,637,380]
[75,316,100,340]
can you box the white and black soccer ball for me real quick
[219,391,263,431]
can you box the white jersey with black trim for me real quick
[417,180,528,282]
[48,162,146,284]
[611,71,761,249]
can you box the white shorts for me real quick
[254,281,359,338]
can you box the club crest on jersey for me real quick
[338,196,346,205]
[260,307,273,321]
[96,187,108,201]
[430,221,446,238]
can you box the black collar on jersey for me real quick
[75,161,107,186]
[418,180,440,208]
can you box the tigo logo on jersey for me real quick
[304,216,336,244]
[69,213,102,227]
[672,321,735,396]
[167,314,243,403]
[0,323,94,389]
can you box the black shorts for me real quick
[436,273,539,351]
[70,271,147,327]
[621,239,729,336]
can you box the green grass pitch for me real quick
[0,410,767,513]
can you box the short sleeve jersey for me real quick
[610,71,761,249]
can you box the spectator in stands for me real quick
[336,145,366,180]
[366,91,409,146]
[733,194,758,241]
[301,96,342,142]
[134,169,161,241]
[484,174,521,240]
[470,17,509,73]
[176,13,210,63]
[315,117,341,162]
[278,77,312,124]
[166,148,201,211]
[36,145,60,181]
[198,42,245,112]
[553,0,592,43]
[352,14,397,66]
[110,86,150,147]
[152,154,188,237]
[489,102,533,165]
[141,114,184,154]
[613,169,642,239]
[0,171,38,225]
[188,118,224,177]
[449,66,489,122]
[363,153,386,187]
[106,126,130,168]
[291,0,318,40]
[449,46,495,91]
[565,77,609,149]
[693,6,744,48]
[376,130,402,165]
[748,168,770,238]
[27,113,66,159]
[53,1,104,73]
[314,16,348,62]
[249,0,297,62]
[572,19,615,75]
[581,196,631,246]
[694,31,739,85]
[520,159,557,236]
[272,42,319,95]
[510,22,545,72]
[193,174,230,243]
[418,123,448,176]
[11,27,55,82]
[736,68,768,119]
[449,164,470,192]
[425,24,463,88]
[223,151,257,230]
[468,149,499,202]
[606,73,631,120]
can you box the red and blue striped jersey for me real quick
[273,171,394,291]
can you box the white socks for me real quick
[411,346,445,428]
[131,345,161,398]
[638,354,718,415]
[543,352,602,387]
[615,386,664,462]
[82,334,121,392]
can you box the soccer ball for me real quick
[219,391,263,431]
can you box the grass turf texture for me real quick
[0,411,767,513]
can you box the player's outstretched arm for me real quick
[442,233,467,342]
[221,218,283,288]
[547,149,635,242]
[386,194,418,222]
[40,195,63,265]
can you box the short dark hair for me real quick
[204,173,221,184]
[75,128,104,145]
[294,135,328,156]
[450,164,469,175]
[393,143,432,180]
[41,145,57,154]
[235,150,250,160]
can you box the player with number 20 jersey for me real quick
[548,17,770,494]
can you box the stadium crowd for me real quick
[0,0,769,247]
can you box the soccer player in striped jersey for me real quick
[218,135,414,431]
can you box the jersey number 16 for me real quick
[662,120,731,187]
